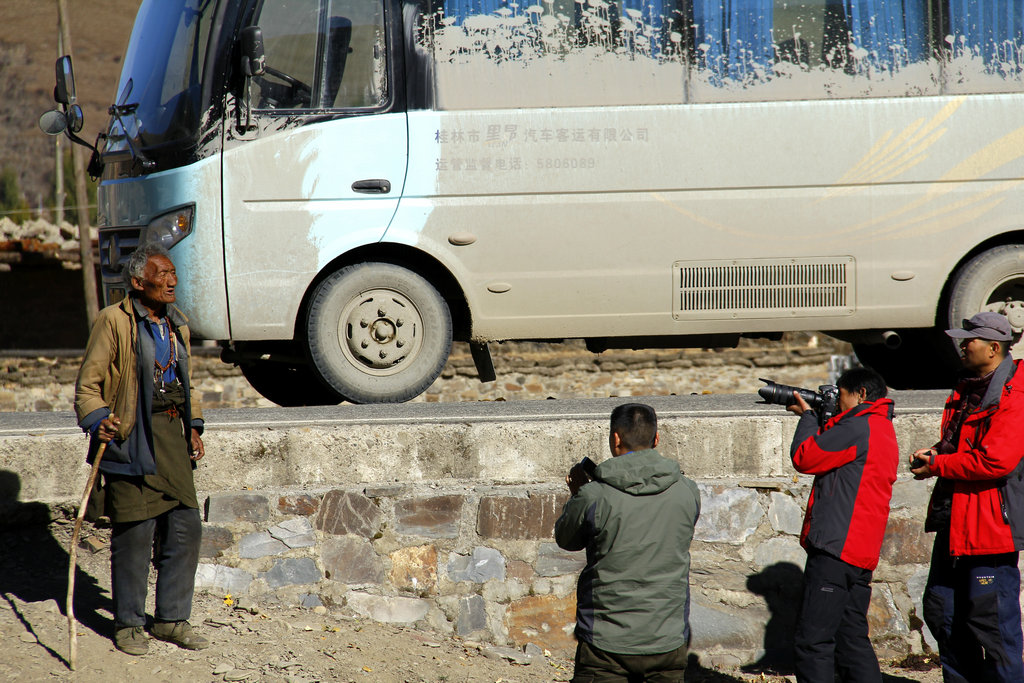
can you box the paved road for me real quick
[0,390,949,437]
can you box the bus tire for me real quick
[306,263,453,404]
[948,245,1024,344]
[239,361,345,406]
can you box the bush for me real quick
[0,166,31,224]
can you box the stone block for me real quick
[890,479,933,511]
[264,557,321,588]
[394,495,464,538]
[880,516,931,566]
[321,536,385,584]
[906,565,937,651]
[389,545,438,594]
[767,492,804,536]
[205,492,270,524]
[535,542,586,577]
[300,593,324,608]
[507,560,536,582]
[199,525,234,559]
[315,489,382,538]
[278,493,320,516]
[447,546,505,583]
[269,517,316,549]
[346,592,430,624]
[506,594,577,654]
[239,531,288,559]
[195,564,253,595]
[689,600,765,653]
[752,537,805,570]
[456,595,487,635]
[868,584,909,638]
[477,492,568,540]
[694,485,763,544]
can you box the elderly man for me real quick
[911,311,1024,683]
[75,243,209,656]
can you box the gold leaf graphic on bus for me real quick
[825,98,962,197]
[867,124,1024,242]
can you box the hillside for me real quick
[0,0,141,211]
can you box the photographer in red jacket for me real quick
[787,366,898,683]
[911,311,1024,683]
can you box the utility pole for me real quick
[55,32,65,226]
[56,0,99,330]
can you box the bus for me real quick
[44,0,1024,404]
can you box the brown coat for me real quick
[75,296,202,446]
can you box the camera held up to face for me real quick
[758,378,839,428]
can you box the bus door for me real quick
[221,0,407,340]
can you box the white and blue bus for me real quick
[46,0,1024,403]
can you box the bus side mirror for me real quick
[240,26,266,77]
[54,55,77,105]
[39,109,68,136]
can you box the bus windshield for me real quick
[111,0,218,161]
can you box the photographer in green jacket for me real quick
[555,403,701,682]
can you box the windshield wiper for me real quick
[108,79,156,171]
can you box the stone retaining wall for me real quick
[191,477,939,667]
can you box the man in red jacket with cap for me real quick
[787,366,898,682]
[911,311,1024,683]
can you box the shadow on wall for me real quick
[741,560,927,683]
[744,561,803,675]
[0,469,111,667]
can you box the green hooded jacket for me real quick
[554,449,701,655]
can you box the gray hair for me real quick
[124,242,172,287]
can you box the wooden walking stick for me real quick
[67,441,107,671]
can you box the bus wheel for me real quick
[948,245,1024,347]
[239,361,344,407]
[306,263,452,404]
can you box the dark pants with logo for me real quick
[794,549,881,683]
[571,639,688,682]
[923,531,1024,683]
[110,505,202,628]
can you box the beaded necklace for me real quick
[152,317,178,392]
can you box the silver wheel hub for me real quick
[338,289,422,374]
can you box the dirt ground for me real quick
[0,507,942,683]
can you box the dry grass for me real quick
[0,0,141,209]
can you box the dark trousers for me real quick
[794,550,881,683]
[923,531,1024,683]
[571,639,688,682]
[110,505,202,628]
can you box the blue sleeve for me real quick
[81,407,111,434]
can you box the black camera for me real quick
[578,456,597,479]
[758,378,840,427]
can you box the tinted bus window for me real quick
[945,0,1024,94]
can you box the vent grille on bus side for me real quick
[673,257,855,320]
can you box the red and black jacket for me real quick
[930,357,1024,556]
[791,399,899,570]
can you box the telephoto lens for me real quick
[757,378,824,411]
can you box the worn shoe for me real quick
[114,625,149,656]
[150,621,209,650]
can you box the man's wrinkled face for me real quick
[132,255,177,309]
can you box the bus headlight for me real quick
[141,205,194,248]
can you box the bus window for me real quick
[249,0,388,110]
[324,0,388,108]
[944,0,1024,94]
[689,0,938,102]
[251,0,319,109]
